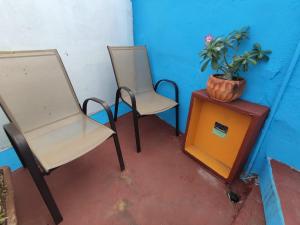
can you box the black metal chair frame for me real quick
[113,79,179,153]
[3,98,125,225]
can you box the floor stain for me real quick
[120,170,132,185]
[110,199,139,225]
[114,199,129,212]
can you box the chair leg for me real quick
[27,165,63,224]
[114,92,120,122]
[13,145,62,224]
[132,110,141,153]
[4,125,63,224]
[175,105,179,136]
[112,134,125,171]
[14,147,27,168]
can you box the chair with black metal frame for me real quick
[0,50,125,224]
[107,46,179,153]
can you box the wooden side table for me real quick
[184,90,269,183]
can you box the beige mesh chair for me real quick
[0,50,125,224]
[108,46,179,152]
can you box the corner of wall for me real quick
[244,40,300,176]
[259,157,285,225]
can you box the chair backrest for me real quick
[108,46,154,94]
[0,50,81,133]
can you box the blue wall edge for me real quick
[0,102,131,171]
[244,40,300,175]
[259,158,285,225]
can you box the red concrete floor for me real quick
[272,160,300,225]
[12,113,251,225]
[232,185,265,225]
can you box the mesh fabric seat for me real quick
[0,50,125,224]
[108,46,179,152]
[24,114,114,172]
[123,91,177,115]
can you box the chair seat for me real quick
[123,91,177,115]
[24,113,114,172]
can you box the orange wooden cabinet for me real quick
[184,90,269,183]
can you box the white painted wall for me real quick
[0,0,133,150]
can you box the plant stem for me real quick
[224,73,233,80]
[219,66,227,74]
[223,51,230,68]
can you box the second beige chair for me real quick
[108,46,179,152]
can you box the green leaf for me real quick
[201,60,210,72]
[248,58,257,65]
[199,26,271,78]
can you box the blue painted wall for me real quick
[132,0,300,173]
[0,148,22,171]
[251,44,300,174]
[265,59,300,169]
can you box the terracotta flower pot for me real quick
[206,74,246,102]
[0,167,17,225]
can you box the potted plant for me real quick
[199,27,272,102]
[0,167,17,225]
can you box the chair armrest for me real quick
[154,79,179,102]
[82,97,117,132]
[3,123,36,169]
[116,86,137,110]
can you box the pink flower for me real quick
[205,35,213,44]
